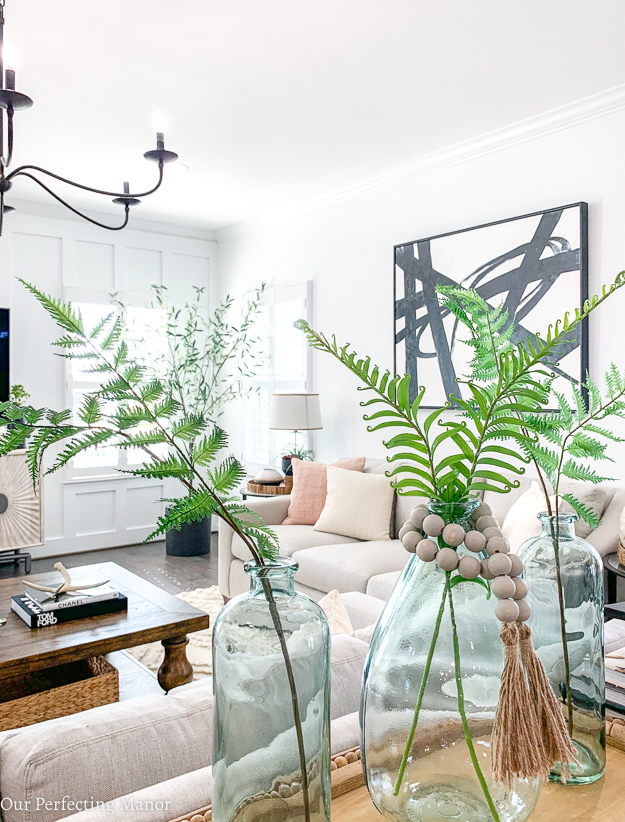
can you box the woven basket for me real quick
[247,476,293,496]
[0,655,118,731]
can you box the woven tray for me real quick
[0,655,118,731]
[168,746,363,822]
[247,476,293,495]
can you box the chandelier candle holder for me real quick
[0,0,179,235]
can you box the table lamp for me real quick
[270,393,322,467]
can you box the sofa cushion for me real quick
[230,524,361,563]
[294,540,408,594]
[318,588,353,634]
[366,570,403,601]
[314,466,395,541]
[283,457,366,525]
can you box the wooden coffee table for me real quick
[0,561,210,693]
[332,746,625,821]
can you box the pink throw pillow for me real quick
[283,457,366,525]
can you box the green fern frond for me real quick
[561,493,601,530]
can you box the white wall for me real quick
[0,209,217,558]
[217,102,625,482]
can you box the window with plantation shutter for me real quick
[244,282,312,475]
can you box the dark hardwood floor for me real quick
[0,533,219,595]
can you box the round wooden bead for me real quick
[491,575,516,599]
[442,523,465,547]
[487,552,512,577]
[482,526,503,541]
[512,577,528,600]
[410,505,429,529]
[516,599,531,622]
[436,547,459,571]
[480,558,495,580]
[402,531,423,553]
[399,522,417,541]
[464,530,486,553]
[495,598,520,622]
[470,502,492,523]
[486,536,510,556]
[458,555,481,579]
[422,514,445,537]
[416,539,439,562]
[476,515,498,532]
[508,554,524,578]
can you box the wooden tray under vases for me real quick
[247,475,293,495]
[168,746,363,822]
[0,655,118,731]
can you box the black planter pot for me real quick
[281,456,293,476]
[166,516,211,557]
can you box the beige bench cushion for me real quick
[294,540,407,594]
[230,524,361,563]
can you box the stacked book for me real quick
[11,581,128,629]
[606,666,625,712]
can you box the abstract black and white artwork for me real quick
[394,203,588,407]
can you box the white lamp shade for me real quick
[269,393,322,430]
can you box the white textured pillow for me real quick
[318,589,353,634]
[502,480,606,552]
[313,465,395,541]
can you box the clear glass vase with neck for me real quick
[212,557,331,822]
[360,499,541,822]
[518,511,605,784]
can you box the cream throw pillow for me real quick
[313,465,395,541]
[502,480,606,552]
[318,589,353,634]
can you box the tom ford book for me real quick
[11,592,128,628]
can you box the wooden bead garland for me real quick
[398,522,417,541]
[397,507,531,627]
[409,505,429,529]
[422,514,445,537]
[402,530,423,553]
[486,536,510,556]
[458,555,481,579]
[464,530,486,553]
[416,538,438,562]
[436,547,459,571]
[441,523,465,547]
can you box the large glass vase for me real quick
[212,557,331,822]
[361,500,541,822]
[518,512,605,784]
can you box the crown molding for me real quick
[217,83,625,243]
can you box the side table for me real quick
[604,552,624,606]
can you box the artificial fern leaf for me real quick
[126,455,194,481]
[562,493,601,530]
[208,456,246,495]
[193,427,227,465]
[171,414,206,441]
[147,492,217,541]
[78,395,102,425]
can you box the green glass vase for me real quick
[518,512,605,784]
[212,557,331,822]
[360,500,541,822]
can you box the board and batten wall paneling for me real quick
[0,210,217,558]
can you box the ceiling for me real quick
[5,0,625,230]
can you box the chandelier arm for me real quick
[6,107,13,168]
[12,171,131,231]
[6,162,164,198]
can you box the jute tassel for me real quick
[492,622,550,787]
[517,622,577,782]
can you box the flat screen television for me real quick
[0,309,9,402]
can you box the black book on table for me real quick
[11,593,128,629]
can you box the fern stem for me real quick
[446,573,500,822]
[393,583,447,796]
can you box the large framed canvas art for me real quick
[394,203,588,407]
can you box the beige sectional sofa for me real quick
[0,635,369,822]
[219,459,625,611]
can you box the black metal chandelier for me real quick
[0,0,178,235]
